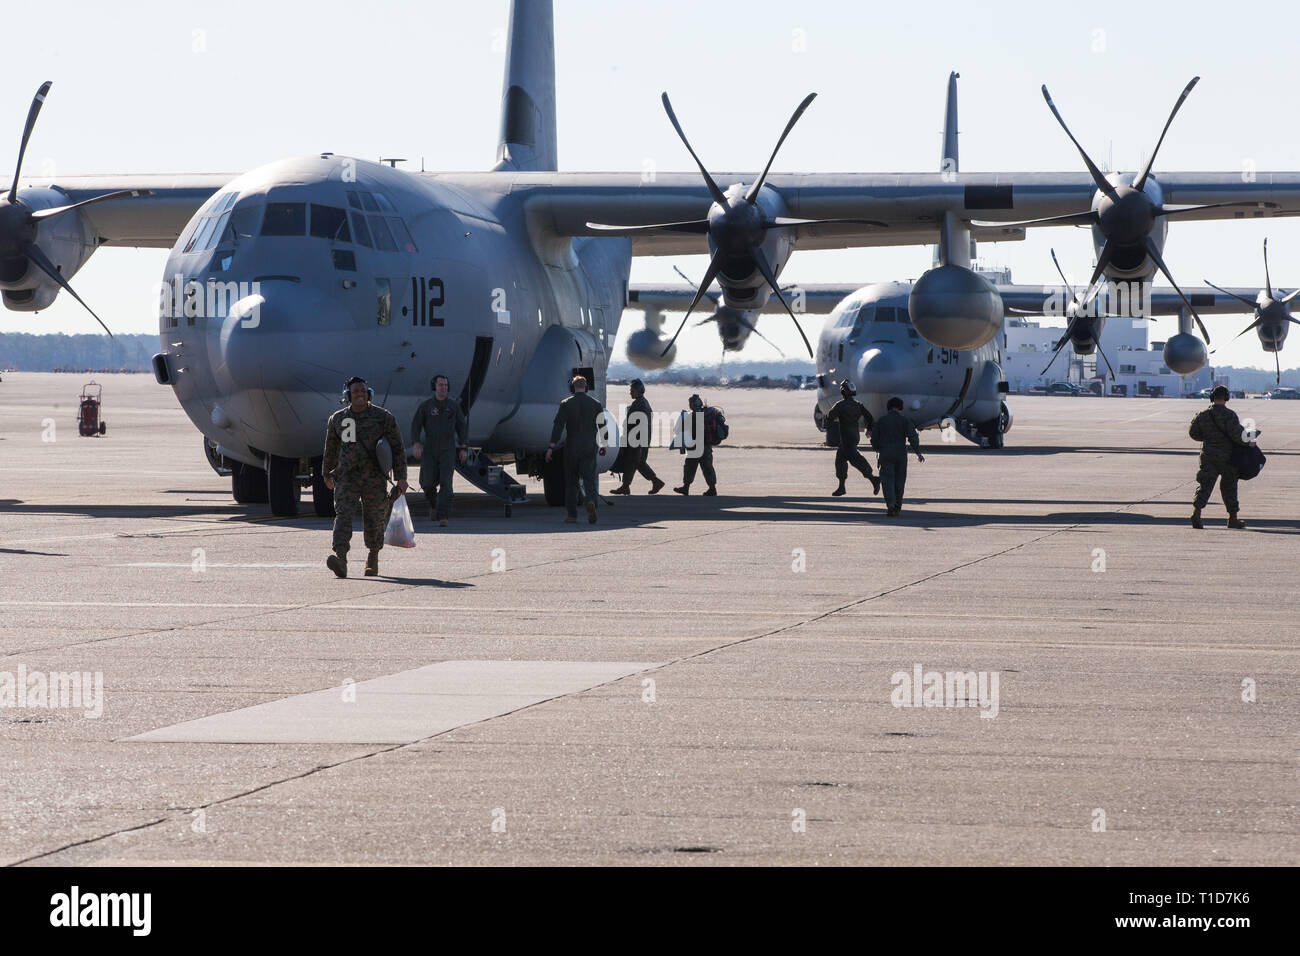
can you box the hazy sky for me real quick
[4,0,1300,370]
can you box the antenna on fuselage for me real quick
[380,158,406,168]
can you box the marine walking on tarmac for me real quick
[410,374,468,527]
[547,374,608,524]
[1188,385,1257,529]
[611,379,665,496]
[675,394,725,496]
[825,380,881,497]
[322,376,407,577]
[870,396,924,516]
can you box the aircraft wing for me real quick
[19,175,231,247]
[997,284,1269,317]
[466,170,1300,257]
[628,283,861,315]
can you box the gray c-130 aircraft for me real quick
[6,2,1300,515]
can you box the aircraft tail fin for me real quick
[493,0,558,172]
[935,71,972,270]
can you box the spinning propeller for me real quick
[1206,238,1300,384]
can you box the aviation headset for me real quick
[430,374,450,392]
[569,374,588,394]
[341,376,375,404]
[840,380,857,396]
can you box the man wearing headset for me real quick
[410,374,468,526]
[322,376,407,577]
[825,379,880,498]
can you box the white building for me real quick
[1002,315,1213,397]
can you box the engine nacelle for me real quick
[625,327,676,370]
[908,264,1004,350]
[0,187,96,312]
[1163,333,1208,375]
[714,307,758,352]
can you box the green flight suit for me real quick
[411,396,468,520]
[323,402,406,555]
[826,397,876,482]
[1189,403,1250,514]
[622,394,659,486]
[551,391,605,518]
[870,410,922,512]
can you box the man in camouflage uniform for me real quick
[410,374,468,526]
[322,376,407,577]
[611,379,664,496]
[869,396,925,517]
[547,374,607,524]
[1189,384,1256,529]
[825,380,881,498]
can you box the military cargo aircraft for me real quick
[5,3,1300,513]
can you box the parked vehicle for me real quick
[1263,387,1300,400]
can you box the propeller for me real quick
[976,78,1274,346]
[1038,248,1125,379]
[1206,238,1300,383]
[675,265,786,357]
[586,92,887,357]
[0,82,153,338]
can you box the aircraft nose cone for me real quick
[214,280,352,392]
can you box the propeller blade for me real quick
[1263,237,1273,299]
[764,216,889,229]
[1203,280,1258,308]
[1094,338,1117,380]
[1076,241,1116,312]
[1040,315,1080,377]
[1133,77,1199,192]
[585,219,710,235]
[1282,288,1300,304]
[694,309,786,357]
[9,82,52,204]
[751,246,813,357]
[1155,201,1274,218]
[1049,247,1077,300]
[673,265,719,305]
[970,211,1097,229]
[660,249,726,356]
[1275,348,1281,386]
[744,93,817,204]
[1227,315,1265,344]
[23,242,114,338]
[29,188,155,221]
[1041,84,1117,200]
[1144,237,1209,343]
[660,93,728,208]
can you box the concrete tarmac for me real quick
[0,373,1296,865]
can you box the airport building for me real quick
[1001,314,1214,397]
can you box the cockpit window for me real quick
[181,191,241,253]
[310,204,351,242]
[386,217,418,253]
[350,211,372,248]
[346,190,363,210]
[230,203,263,238]
[850,306,874,337]
[358,191,379,212]
[373,192,395,212]
[876,307,897,322]
[262,202,307,236]
[369,216,398,252]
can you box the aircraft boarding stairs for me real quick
[455,448,529,517]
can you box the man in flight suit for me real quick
[323,376,407,577]
[611,379,665,496]
[870,396,924,517]
[825,380,881,497]
[674,394,719,496]
[547,374,607,524]
[1189,384,1256,529]
[410,374,468,527]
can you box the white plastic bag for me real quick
[384,494,416,548]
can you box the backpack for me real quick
[704,407,728,445]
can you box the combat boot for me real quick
[610,483,631,496]
[1191,508,1203,529]
[326,552,347,578]
[674,485,689,495]
[870,476,881,495]
[702,486,717,496]
[586,500,597,524]
[1227,514,1246,529]
[364,550,379,576]
[649,478,665,494]
[832,481,847,497]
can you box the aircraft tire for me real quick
[542,447,565,506]
[267,454,300,516]
[231,461,269,504]
[310,458,335,518]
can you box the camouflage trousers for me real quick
[333,475,390,555]
[1194,451,1239,514]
